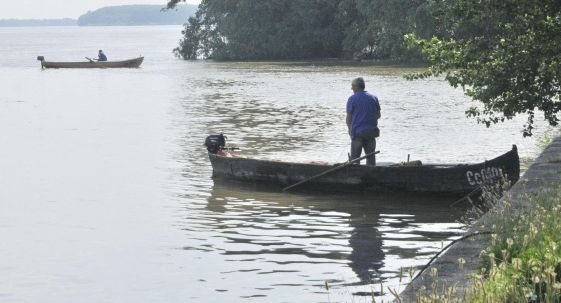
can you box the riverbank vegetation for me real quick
[409,185,561,302]
[406,0,561,136]
[165,0,443,61]
[470,187,561,302]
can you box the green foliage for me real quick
[166,0,441,61]
[340,0,440,61]
[470,187,561,302]
[412,186,561,302]
[170,0,344,60]
[174,14,203,59]
[406,0,561,136]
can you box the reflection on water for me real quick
[193,181,466,300]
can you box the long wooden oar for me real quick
[282,150,380,192]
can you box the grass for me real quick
[467,186,561,302]
[406,184,561,302]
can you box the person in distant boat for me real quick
[346,77,381,166]
[98,50,107,62]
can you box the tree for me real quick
[167,0,345,60]
[174,14,202,59]
[338,0,439,61]
[406,0,561,136]
[166,0,440,62]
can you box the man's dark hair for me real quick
[352,77,365,90]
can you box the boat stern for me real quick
[510,144,520,184]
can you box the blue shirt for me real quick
[346,90,380,139]
[98,52,107,61]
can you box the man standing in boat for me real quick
[346,77,381,165]
[98,50,107,62]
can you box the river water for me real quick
[0,26,550,302]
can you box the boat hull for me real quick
[40,57,144,69]
[208,146,520,194]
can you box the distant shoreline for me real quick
[0,23,186,28]
[0,4,195,27]
[0,18,76,27]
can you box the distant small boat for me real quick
[204,134,520,194]
[37,56,144,69]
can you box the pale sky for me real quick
[0,0,200,19]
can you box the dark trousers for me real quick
[351,132,376,166]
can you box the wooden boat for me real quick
[204,134,520,194]
[37,56,144,69]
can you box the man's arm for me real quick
[376,98,381,119]
[346,112,352,136]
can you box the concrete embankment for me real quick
[399,136,561,302]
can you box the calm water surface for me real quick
[0,26,550,302]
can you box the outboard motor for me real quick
[205,134,226,153]
[37,56,45,61]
